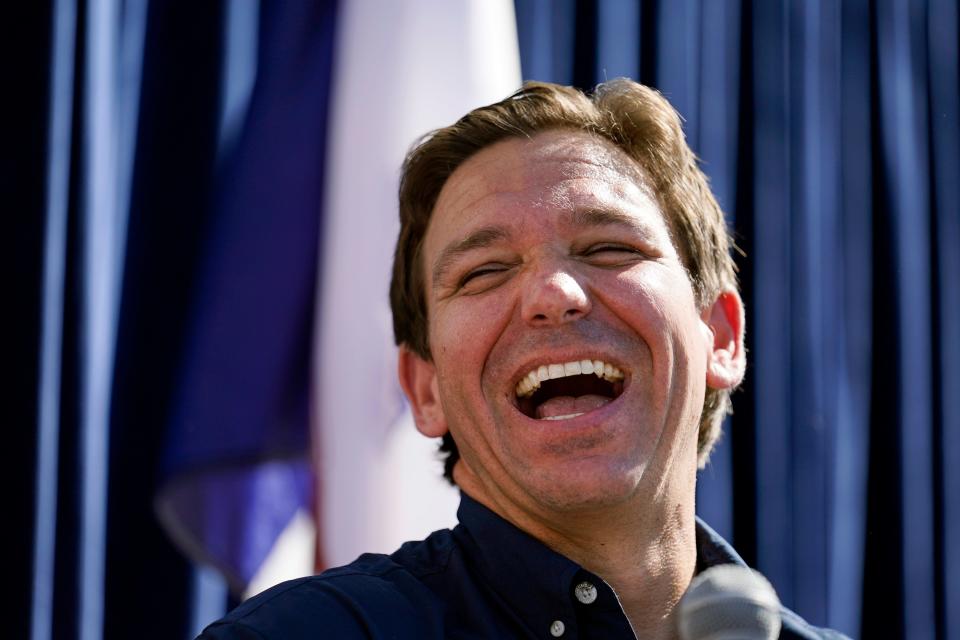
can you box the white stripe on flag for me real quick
[315,0,522,568]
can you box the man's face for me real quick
[400,130,742,517]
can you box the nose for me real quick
[521,266,592,326]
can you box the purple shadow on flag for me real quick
[156,0,338,594]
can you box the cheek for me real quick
[433,306,481,355]
[430,295,510,377]
[602,266,706,364]
[606,266,695,323]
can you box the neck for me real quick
[458,466,698,640]
[540,500,696,640]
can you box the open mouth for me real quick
[515,360,625,421]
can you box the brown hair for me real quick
[390,79,739,482]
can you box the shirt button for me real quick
[549,620,565,637]
[574,581,598,604]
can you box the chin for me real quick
[518,459,648,513]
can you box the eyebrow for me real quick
[432,225,510,287]
[570,206,650,233]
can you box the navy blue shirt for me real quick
[199,493,847,639]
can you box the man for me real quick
[199,80,847,639]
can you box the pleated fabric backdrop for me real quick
[14,1,958,639]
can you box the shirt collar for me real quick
[453,493,756,630]
[453,492,827,640]
[694,516,748,570]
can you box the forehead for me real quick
[433,130,650,222]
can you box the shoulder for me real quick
[779,608,852,640]
[694,519,851,640]
[197,574,369,639]
[198,535,457,640]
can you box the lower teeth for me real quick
[542,412,585,421]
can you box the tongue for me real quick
[536,394,613,420]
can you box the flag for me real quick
[158,0,522,598]
[156,0,338,595]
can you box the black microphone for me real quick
[677,564,782,640]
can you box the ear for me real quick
[398,345,449,438]
[701,290,746,390]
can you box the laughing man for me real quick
[199,80,846,640]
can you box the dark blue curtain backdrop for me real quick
[15,1,957,639]
[19,2,339,637]
[512,1,957,638]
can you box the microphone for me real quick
[677,564,782,640]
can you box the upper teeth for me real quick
[515,360,624,398]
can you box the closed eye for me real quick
[581,243,646,266]
[457,263,514,292]
[584,243,639,255]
